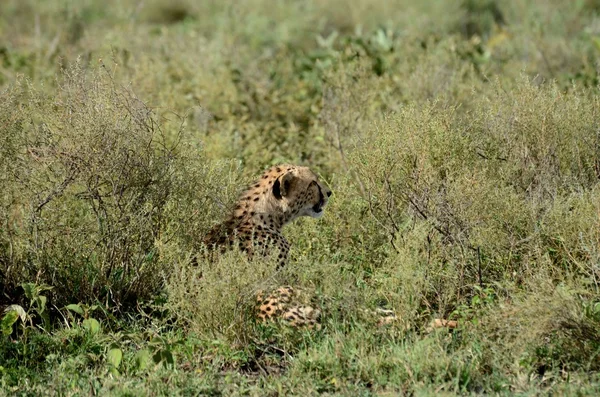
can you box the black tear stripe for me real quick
[313,183,325,212]
[273,178,282,200]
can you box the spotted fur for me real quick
[204,164,331,327]
[256,286,321,329]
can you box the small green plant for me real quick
[148,334,183,369]
[452,285,498,323]
[21,283,53,330]
[2,283,53,338]
[64,303,102,334]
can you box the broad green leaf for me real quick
[1,311,19,336]
[35,296,47,313]
[149,335,166,346]
[134,349,152,371]
[65,304,84,316]
[5,305,27,323]
[107,348,123,369]
[21,283,35,300]
[82,318,101,334]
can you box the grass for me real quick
[1,0,600,394]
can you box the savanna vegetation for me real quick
[2,0,600,394]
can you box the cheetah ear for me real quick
[273,172,296,199]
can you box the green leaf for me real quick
[162,350,175,367]
[40,310,51,331]
[5,305,27,323]
[152,350,163,364]
[144,251,155,262]
[134,349,152,371]
[65,304,84,316]
[149,335,166,347]
[152,350,175,368]
[1,311,19,336]
[82,318,101,334]
[21,283,35,300]
[107,348,123,369]
[35,296,47,313]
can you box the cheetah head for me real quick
[271,166,332,220]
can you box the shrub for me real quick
[347,77,600,316]
[0,61,239,308]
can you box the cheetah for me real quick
[204,164,331,268]
[202,165,420,330]
[204,164,331,327]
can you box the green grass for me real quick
[2,0,600,394]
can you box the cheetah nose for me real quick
[326,190,332,197]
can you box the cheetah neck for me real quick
[231,206,297,232]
